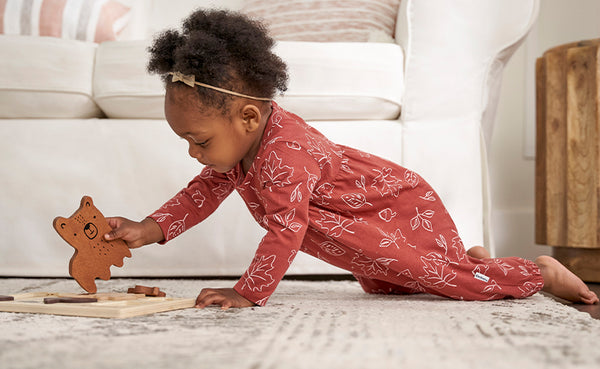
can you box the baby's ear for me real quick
[240,104,261,133]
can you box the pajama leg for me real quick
[390,251,545,301]
[433,255,545,301]
[354,275,423,295]
[378,189,546,301]
[356,227,545,301]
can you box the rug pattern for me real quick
[1,278,599,369]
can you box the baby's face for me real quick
[164,85,261,173]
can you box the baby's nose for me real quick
[188,145,209,166]
[188,144,201,159]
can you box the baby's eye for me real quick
[196,139,210,148]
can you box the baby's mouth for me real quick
[197,159,212,167]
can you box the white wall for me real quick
[490,0,600,259]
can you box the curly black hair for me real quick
[147,9,288,112]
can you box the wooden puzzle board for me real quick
[0,292,196,319]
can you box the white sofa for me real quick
[0,0,539,277]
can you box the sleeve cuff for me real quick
[233,281,269,307]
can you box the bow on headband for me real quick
[170,71,197,87]
[167,71,271,101]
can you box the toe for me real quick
[580,291,599,305]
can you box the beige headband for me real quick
[168,71,271,101]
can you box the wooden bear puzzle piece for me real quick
[53,196,131,293]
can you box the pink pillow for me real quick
[0,0,130,43]
[243,0,401,42]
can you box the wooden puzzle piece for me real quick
[44,297,98,304]
[127,285,167,297]
[61,292,147,301]
[53,196,132,293]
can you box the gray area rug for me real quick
[1,278,599,369]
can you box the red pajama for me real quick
[149,102,544,306]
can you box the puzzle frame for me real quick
[0,292,196,319]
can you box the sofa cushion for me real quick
[93,40,165,119]
[0,0,131,43]
[274,41,403,120]
[242,0,400,43]
[0,35,101,118]
[93,39,403,120]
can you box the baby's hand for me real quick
[195,288,256,310]
[104,217,164,249]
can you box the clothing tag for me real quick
[474,272,490,283]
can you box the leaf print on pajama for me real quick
[149,102,544,306]
[241,255,277,292]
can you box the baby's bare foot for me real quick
[467,246,490,259]
[535,255,599,305]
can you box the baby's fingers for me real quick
[102,217,148,249]
[104,225,125,241]
[195,288,254,309]
[104,217,124,240]
[220,301,233,310]
[195,288,227,309]
[105,217,122,229]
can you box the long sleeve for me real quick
[233,145,322,306]
[148,166,236,243]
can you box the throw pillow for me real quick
[0,0,130,43]
[242,0,401,42]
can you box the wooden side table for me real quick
[536,39,600,282]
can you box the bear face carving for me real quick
[53,196,131,293]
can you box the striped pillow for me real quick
[242,0,401,42]
[0,0,130,43]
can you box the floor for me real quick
[294,275,600,320]
[544,282,600,319]
[3,278,600,369]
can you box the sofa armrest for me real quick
[396,0,539,146]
